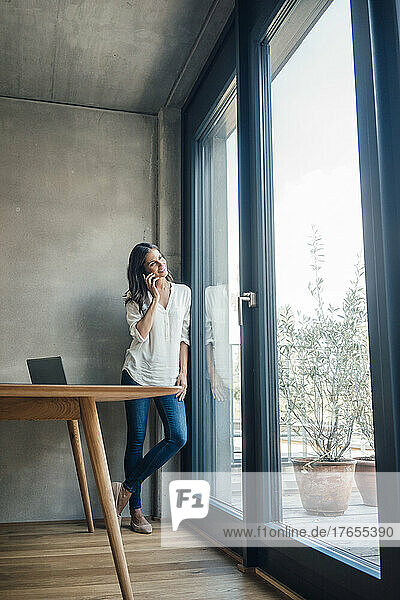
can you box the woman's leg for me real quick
[123,393,187,508]
[121,370,150,511]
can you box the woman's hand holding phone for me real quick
[143,273,160,303]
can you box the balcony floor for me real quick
[282,489,380,568]
[229,467,380,570]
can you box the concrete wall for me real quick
[154,107,183,518]
[158,107,182,279]
[0,97,158,522]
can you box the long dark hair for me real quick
[124,243,173,313]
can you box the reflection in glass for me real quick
[198,87,242,510]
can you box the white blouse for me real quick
[122,282,191,386]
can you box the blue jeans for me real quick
[121,369,187,511]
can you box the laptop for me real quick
[27,356,67,385]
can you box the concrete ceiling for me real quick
[0,0,231,114]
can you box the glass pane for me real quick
[268,0,379,570]
[198,88,242,511]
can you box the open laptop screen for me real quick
[27,356,67,385]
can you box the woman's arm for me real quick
[176,341,189,401]
[135,298,158,339]
[176,287,191,401]
[135,273,160,339]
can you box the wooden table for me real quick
[0,383,181,600]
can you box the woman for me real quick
[112,242,190,534]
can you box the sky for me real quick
[226,128,240,345]
[270,0,366,315]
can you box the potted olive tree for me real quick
[278,229,370,516]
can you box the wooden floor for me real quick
[0,518,292,600]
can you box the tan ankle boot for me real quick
[112,482,132,527]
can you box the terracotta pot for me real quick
[354,459,377,506]
[292,457,356,516]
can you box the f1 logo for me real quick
[169,480,210,531]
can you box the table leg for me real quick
[67,420,95,533]
[79,397,134,600]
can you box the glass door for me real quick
[263,0,379,574]
[196,80,243,512]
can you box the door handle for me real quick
[237,292,257,326]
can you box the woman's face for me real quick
[143,249,168,277]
